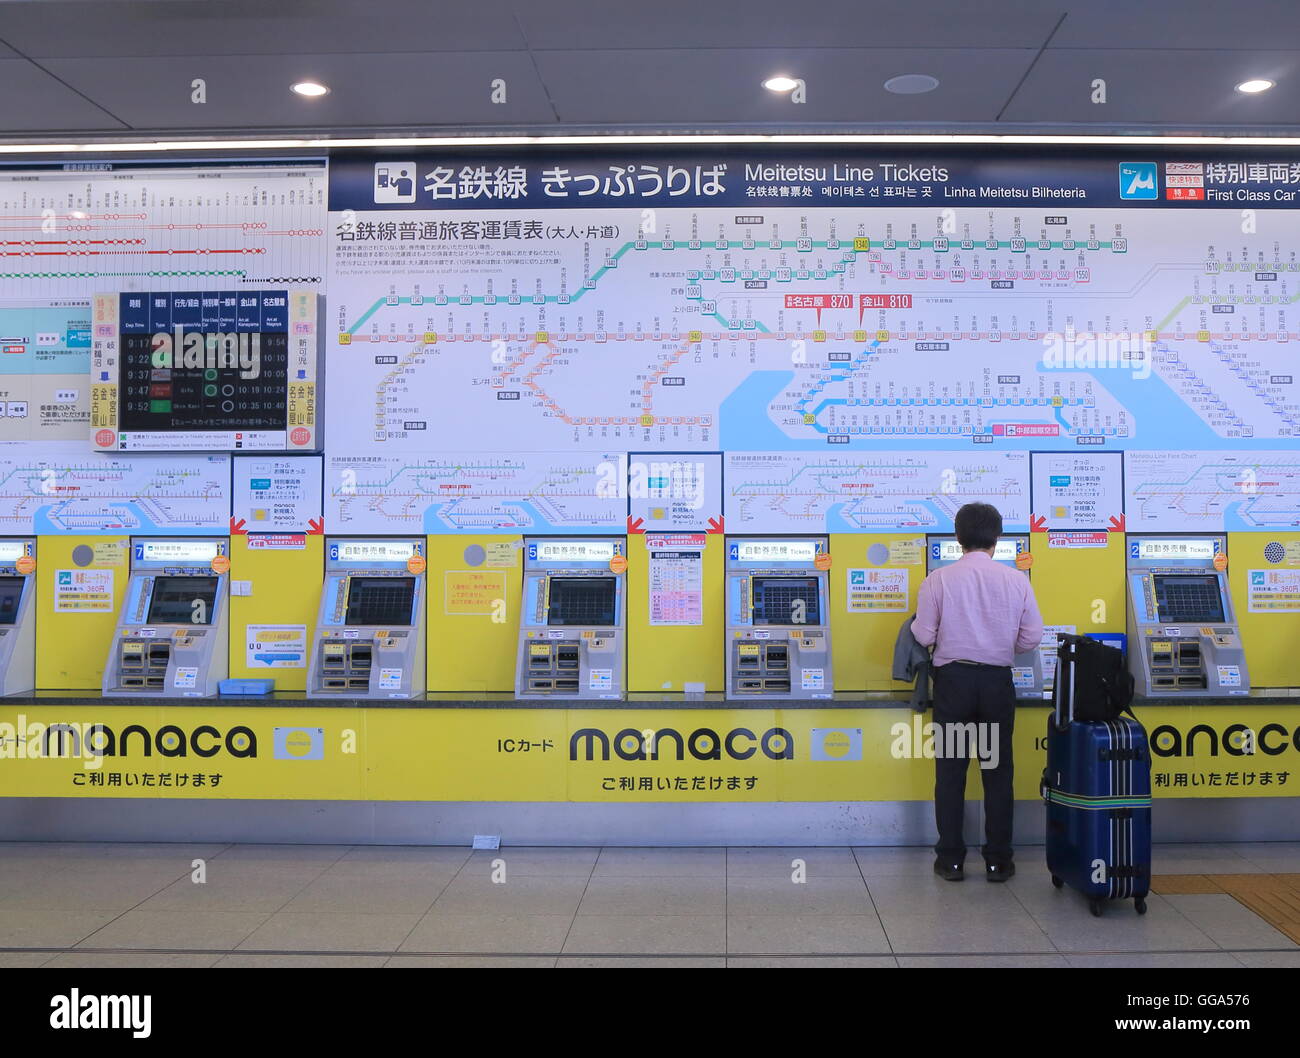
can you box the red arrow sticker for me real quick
[1030,514,1048,533]
[230,517,247,535]
[1107,514,1126,533]
[707,515,725,534]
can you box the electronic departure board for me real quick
[90,289,320,452]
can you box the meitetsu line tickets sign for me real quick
[90,289,320,452]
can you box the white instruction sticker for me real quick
[801,668,825,690]
[588,668,612,691]
[378,667,403,690]
[1217,665,1242,687]
[173,666,198,689]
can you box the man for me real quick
[912,502,1044,883]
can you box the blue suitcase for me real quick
[1041,637,1152,916]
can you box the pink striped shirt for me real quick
[912,550,1045,667]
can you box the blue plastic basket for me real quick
[218,678,275,696]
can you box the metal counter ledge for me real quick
[8,688,1300,709]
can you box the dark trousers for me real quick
[932,662,1017,865]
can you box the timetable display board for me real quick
[90,289,320,452]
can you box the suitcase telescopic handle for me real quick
[1053,634,1073,732]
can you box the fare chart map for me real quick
[0,445,230,534]
[318,150,1300,533]
[328,452,623,534]
[725,452,1028,533]
[1124,450,1300,531]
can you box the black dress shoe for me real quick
[985,862,1015,882]
[933,860,965,882]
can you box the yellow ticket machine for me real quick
[516,536,626,700]
[725,536,833,700]
[103,537,229,697]
[307,537,426,699]
[1126,534,1248,696]
[0,538,36,695]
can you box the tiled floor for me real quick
[0,841,1297,968]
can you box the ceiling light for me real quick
[15,134,1300,155]
[763,76,799,93]
[1235,79,1274,94]
[884,74,940,95]
[291,81,330,98]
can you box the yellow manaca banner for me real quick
[0,704,1295,802]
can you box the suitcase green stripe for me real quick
[1045,789,1152,810]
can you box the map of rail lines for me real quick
[325,452,625,534]
[0,445,230,534]
[1124,450,1300,531]
[724,451,1030,533]
[328,206,1300,462]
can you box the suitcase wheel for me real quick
[1051,875,1064,889]
[1135,897,1147,915]
[1089,899,1103,918]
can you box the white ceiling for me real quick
[0,0,1298,139]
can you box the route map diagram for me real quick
[328,205,1300,462]
[0,444,230,533]
[0,165,325,300]
[725,451,1029,533]
[326,452,624,534]
[1124,450,1300,531]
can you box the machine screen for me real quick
[345,577,416,626]
[752,576,822,626]
[0,576,23,624]
[146,576,219,625]
[546,577,616,626]
[1153,575,1225,623]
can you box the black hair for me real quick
[954,502,1002,551]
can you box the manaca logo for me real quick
[570,726,794,761]
[1150,722,1300,757]
[0,715,256,770]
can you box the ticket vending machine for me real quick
[516,537,626,700]
[103,538,229,697]
[307,538,426,699]
[1126,534,1249,697]
[0,539,36,695]
[725,536,833,700]
[927,535,1045,699]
